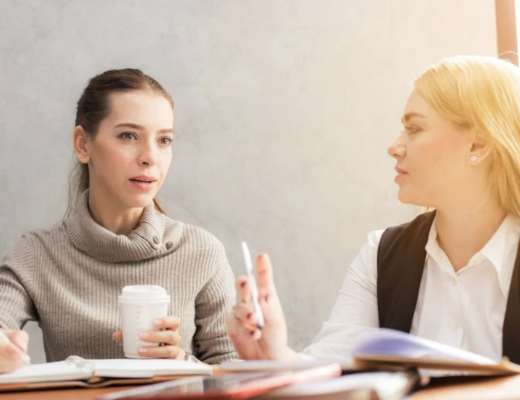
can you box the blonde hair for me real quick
[414,56,520,217]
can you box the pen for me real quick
[241,241,265,330]
[0,330,31,365]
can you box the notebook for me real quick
[351,328,520,375]
[0,355,213,392]
[222,329,520,377]
[220,358,355,373]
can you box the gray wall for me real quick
[0,1,497,363]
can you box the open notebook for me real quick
[222,329,520,377]
[0,356,213,392]
[351,328,520,375]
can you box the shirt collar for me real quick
[425,214,520,296]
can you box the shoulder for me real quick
[163,216,228,273]
[2,221,67,269]
[164,217,225,253]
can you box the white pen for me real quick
[0,330,31,365]
[241,241,265,330]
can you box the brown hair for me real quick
[67,68,173,216]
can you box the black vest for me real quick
[377,211,520,363]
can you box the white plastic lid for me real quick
[119,285,170,302]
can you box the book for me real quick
[220,358,355,373]
[0,355,213,392]
[351,328,520,375]
[222,329,520,377]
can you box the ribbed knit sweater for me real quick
[0,191,237,364]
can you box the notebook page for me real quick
[352,328,496,364]
[90,359,212,378]
[0,361,92,384]
[221,358,355,372]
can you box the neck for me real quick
[435,198,506,272]
[87,188,144,235]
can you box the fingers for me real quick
[255,254,276,295]
[236,276,251,303]
[139,330,181,346]
[139,346,185,359]
[6,331,28,353]
[226,312,262,341]
[0,331,28,373]
[113,331,123,342]
[153,316,180,331]
[232,302,258,329]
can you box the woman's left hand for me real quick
[113,316,186,359]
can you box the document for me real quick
[0,356,213,391]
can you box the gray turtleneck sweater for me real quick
[0,191,237,364]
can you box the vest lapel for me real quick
[377,211,436,332]
[502,240,520,363]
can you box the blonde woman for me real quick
[227,55,520,363]
[0,69,237,372]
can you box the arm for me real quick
[193,241,238,364]
[0,235,37,371]
[302,229,383,357]
[0,234,38,330]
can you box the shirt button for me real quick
[450,278,457,286]
[166,241,173,250]
[153,236,160,245]
[449,322,459,332]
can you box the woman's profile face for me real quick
[387,90,475,208]
[85,90,174,210]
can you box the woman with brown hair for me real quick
[0,69,236,372]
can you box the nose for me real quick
[137,141,160,167]
[387,133,406,159]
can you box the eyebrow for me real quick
[401,112,427,123]
[114,123,174,135]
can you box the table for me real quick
[410,374,520,400]
[1,374,520,399]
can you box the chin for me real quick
[397,190,418,205]
[122,193,156,209]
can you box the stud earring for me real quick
[470,156,477,162]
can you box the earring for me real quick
[470,156,477,162]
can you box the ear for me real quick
[73,126,91,164]
[468,131,492,165]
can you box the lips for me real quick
[129,175,157,183]
[394,166,408,183]
[129,175,158,191]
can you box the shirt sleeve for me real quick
[0,234,38,330]
[192,240,238,364]
[302,229,384,358]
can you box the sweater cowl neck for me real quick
[64,190,179,263]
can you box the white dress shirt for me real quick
[303,214,520,361]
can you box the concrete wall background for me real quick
[0,0,497,362]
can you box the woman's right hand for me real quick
[225,254,299,361]
[0,329,29,373]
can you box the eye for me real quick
[119,132,137,140]
[403,125,421,135]
[159,136,173,146]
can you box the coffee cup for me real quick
[119,285,171,358]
